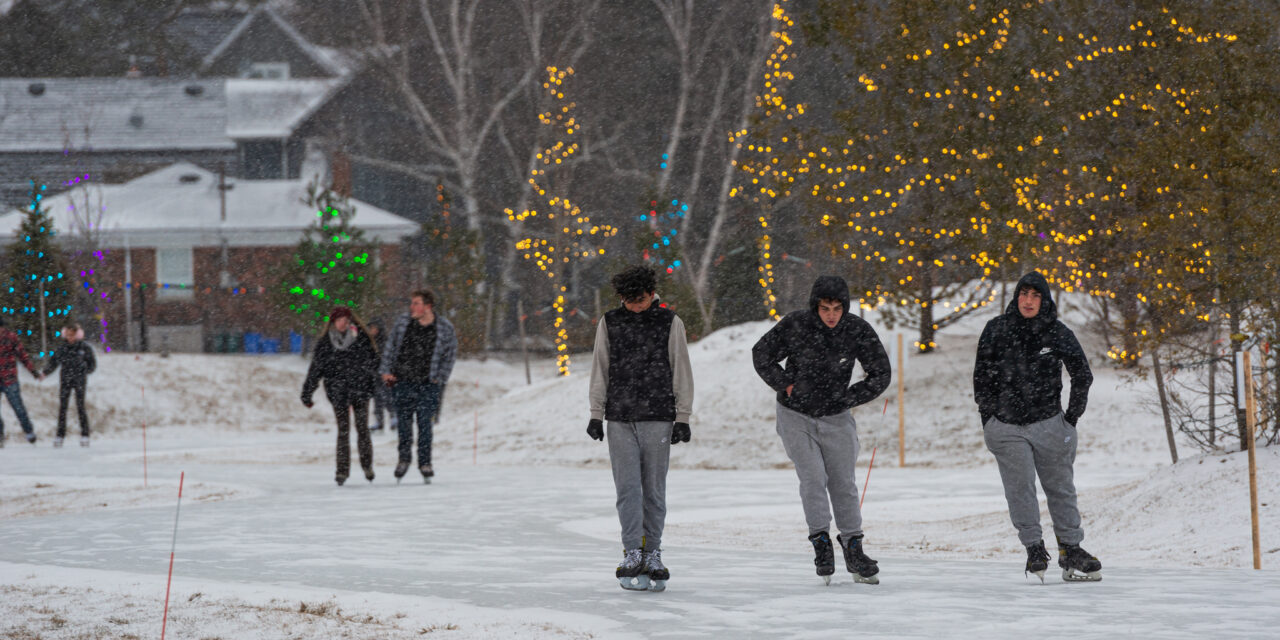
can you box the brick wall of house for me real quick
[84,242,408,352]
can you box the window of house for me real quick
[242,140,284,179]
[244,62,290,79]
[156,247,195,300]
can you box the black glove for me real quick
[671,422,691,444]
[587,418,604,441]
[302,397,314,409]
[1064,414,1078,427]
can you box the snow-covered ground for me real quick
[2,301,1277,638]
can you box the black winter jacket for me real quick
[302,329,379,405]
[973,271,1093,427]
[752,275,892,418]
[43,341,96,384]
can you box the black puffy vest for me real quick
[604,304,676,422]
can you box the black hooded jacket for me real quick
[973,271,1093,427]
[302,329,379,405]
[752,275,892,418]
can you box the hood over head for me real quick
[1005,271,1057,321]
[809,275,852,314]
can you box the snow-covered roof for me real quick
[226,78,345,138]
[0,162,417,248]
[0,78,232,152]
[0,77,347,151]
[201,5,349,77]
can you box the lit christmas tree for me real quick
[0,179,73,358]
[275,181,384,331]
[506,66,617,376]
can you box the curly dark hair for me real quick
[611,265,657,302]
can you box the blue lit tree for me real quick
[0,179,73,358]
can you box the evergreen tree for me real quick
[273,181,384,333]
[0,180,73,359]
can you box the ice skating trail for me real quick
[1,431,1277,639]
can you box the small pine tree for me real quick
[0,180,74,359]
[273,181,384,332]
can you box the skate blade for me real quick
[423,477,432,485]
[1028,569,1046,584]
[854,574,880,585]
[1062,568,1101,582]
[648,579,667,592]
[822,575,832,586]
[618,575,651,591]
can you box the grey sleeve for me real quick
[588,316,610,421]
[669,315,694,423]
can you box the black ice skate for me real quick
[1025,540,1050,583]
[420,464,434,484]
[364,468,375,483]
[808,531,836,585]
[644,549,670,592]
[394,460,410,483]
[837,533,880,585]
[1057,539,1102,582]
[335,474,347,486]
[616,548,649,591]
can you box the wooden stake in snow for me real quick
[1242,351,1262,570]
[161,471,185,640]
[897,333,906,467]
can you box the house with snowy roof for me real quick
[0,162,417,353]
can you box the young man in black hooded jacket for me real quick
[974,270,1101,582]
[752,275,891,585]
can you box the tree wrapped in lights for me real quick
[506,66,617,376]
[275,181,384,332]
[0,180,73,359]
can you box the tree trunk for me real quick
[1151,346,1178,464]
[1230,307,1247,447]
[916,271,935,353]
[1119,293,1140,368]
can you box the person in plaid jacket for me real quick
[0,317,45,447]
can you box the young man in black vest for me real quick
[752,275,891,585]
[588,265,694,592]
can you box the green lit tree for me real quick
[0,179,74,359]
[274,181,384,332]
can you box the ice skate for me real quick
[394,460,410,484]
[644,549,669,592]
[1024,540,1050,583]
[53,437,64,448]
[80,436,90,448]
[364,468,375,483]
[808,531,836,585]
[837,533,880,585]
[335,474,347,487]
[420,463,434,484]
[25,433,36,445]
[1057,539,1102,582]
[616,548,650,591]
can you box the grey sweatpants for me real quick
[983,413,1084,546]
[775,403,863,538]
[607,420,672,551]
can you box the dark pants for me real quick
[0,381,35,438]
[371,382,393,428]
[395,381,442,465]
[57,381,90,438]
[333,393,373,478]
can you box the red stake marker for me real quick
[141,386,148,488]
[161,471,185,640]
[861,398,889,508]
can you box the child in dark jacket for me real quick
[302,307,380,486]
[43,322,96,447]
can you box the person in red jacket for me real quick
[0,316,44,447]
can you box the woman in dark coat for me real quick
[302,306,380,485]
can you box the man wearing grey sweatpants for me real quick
[752,275,891,584]
[974,270,1102,582]
[588,265,694,592]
